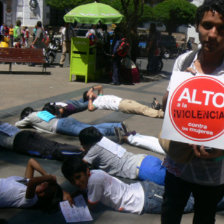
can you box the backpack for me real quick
[88,32,96,46]
[117,38,129,57]
[180,50,198,71]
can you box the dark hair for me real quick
[196,0,224,27]
[83,91,89,102]
[37,21,42,28]
[20,107,34,120]
[79,127,103,147]
[35,182,63,213]
[16,20,21,26]
[42,103,57,115]
[61,157,88,183]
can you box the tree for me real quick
[46,0,92,11]
[152,0,197,35]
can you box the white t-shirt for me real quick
[93,95,122,111]
[88,170,144,214]
[55,102,68,107]
[164,50,224,185]
[0,176,38,208]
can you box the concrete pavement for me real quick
[0,59,224,224]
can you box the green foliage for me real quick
[141,4,154,23]
[46,0,92,10]
[153,0,197,34]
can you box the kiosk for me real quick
[69,37,96,83]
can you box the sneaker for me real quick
[114,127,123,144]
[151,98,162,110]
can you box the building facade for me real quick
[0,0,50,27]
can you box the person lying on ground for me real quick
[83,85,164,118]
[79,127,166,185]
[0,158,70,210]
[44,97,88,118]
[15,106,126,137]
[0,121,84,160]
[61,157,195,214]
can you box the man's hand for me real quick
[63,191,74,207]
[185,67,197,75]
[191,145,224,159]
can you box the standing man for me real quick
[111,26,122,85]
[13,20,22,48]
[32,21,45,49]
[146,23,161,74]
[59,23,71,67]
[161,1,224,224]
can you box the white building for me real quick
[0,0,50,27]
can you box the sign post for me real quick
[161,71,224,149]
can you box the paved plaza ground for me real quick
[0,58,224,224]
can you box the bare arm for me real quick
[92,85,103,95]
[26,175,56,199]
[25,158,48,179]
[88,92,97,111]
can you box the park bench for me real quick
[0,48,47,73]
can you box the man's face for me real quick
[198,10,224,54]
[72,171,89,191]
[35,182,50,198]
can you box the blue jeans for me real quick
[141,180,194,214]
[56,117,122,136]
[66,98,88,113]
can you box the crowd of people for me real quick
[0,20,53,50]
[1,1,224,224]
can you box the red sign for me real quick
[169,76,224,141]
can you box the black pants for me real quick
[161,171,224,224]
[13,130,83,161]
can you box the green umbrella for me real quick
[64,2,123,24]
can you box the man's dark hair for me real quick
[196,0,224,27]
[20,107,34,120]
[42,103,57,115]
[35,182,63,213]
[79,127,103,147]
[37,21,42,28]
[61,157,88,183]
[16,20,21,26]
[83,91,89,102]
